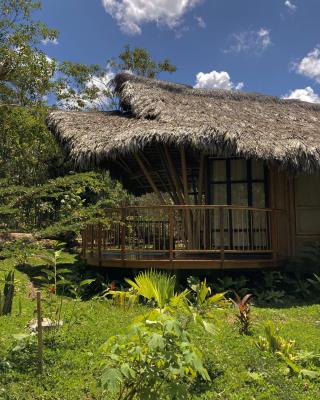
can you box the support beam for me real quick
[180,147,193,248]
[159,147,180,204]
[197,154,205,205]
[134,153,166,204]
[180,147,190,205]
[141,152,171,195]
[163,145,184,204]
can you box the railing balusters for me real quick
[219,207,225,268]
[169,207,174,263]
[81,205,286,266]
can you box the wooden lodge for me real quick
[47,73,320,270]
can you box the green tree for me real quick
[55,45,177,111]
[0,106,64,185]
[0,0,58,105]
[112,44,177,78]
[55,62,113,111]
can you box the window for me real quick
[295,175,320,235]
[208,158,268,250]
[208,158,267,207]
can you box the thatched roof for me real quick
[46,73,320,193]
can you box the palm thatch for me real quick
[46,73,320,193]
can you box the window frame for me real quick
[207,157,269,207]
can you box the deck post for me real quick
[219,207,225,268]
[121,207,126,266]
[169,207,174,266]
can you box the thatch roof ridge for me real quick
[113,72,320,111]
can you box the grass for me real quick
[0,266,319,399]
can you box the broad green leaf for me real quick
[101,368,123,392]
[79,279,96,287]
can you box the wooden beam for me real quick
[180,147,190,204]
[180,147,193,248]
[134,153,166,204]
[219,206,225,269]
[141,152,171,194]
[163,145,184,204]
[197,154,205,205]
[159,147,179,204]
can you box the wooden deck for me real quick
[81,205,288,269]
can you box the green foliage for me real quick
[308,274,320,292]
[256,321,297,359]
[125,269,176,309]
[55,61,113,110]
[0,171,131,236]
[31,242,77,294]
[0,0,57,105]
[256,289,286,305]
[0,280,320,400]
[111,44,177,78]
[0,106,64,186]
[101,311,210,400]
[287,241,320,275]
[213,275,249,297]
[256,321,320,379]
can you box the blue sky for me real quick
[38,0,320,102]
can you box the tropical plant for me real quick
[32,243,77,294]
[256,321,320,379]
[261,271,283,288]
[101,311,210,400]
[230,293,253,335]
[213,275,249,297]
[308,274,320,292]
[255,289,286,305]
[283,273,312,299]
[287,241,320,275]
[125,270,176,309]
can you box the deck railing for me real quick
[82,205,288,266]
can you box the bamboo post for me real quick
[36,291,43,374]
[134,154,166,204]
[163,145,185,204]
[219,207,225,269]
[180,147,193,248]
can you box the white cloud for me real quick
[101,0,203,35]
[284,1,297,12]
[194,70,244,90]
[194,16,206,29]
[294,47,320,83]
[41,38,59,46]
[282,87,320,103]
[225,28,272,54]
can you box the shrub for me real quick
[101,312,210,400]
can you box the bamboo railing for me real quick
[81,205,288,267]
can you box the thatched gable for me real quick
[46,73,320,193]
